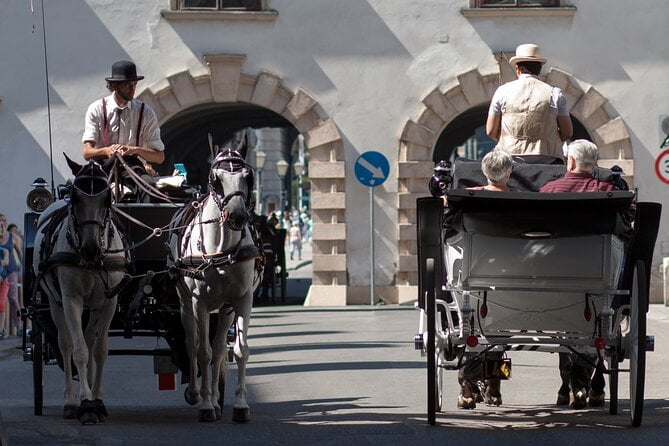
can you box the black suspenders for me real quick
[101,98,145,147]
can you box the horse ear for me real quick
[236,130,249,160]
[63,152,82,175]
[207,133,217,160]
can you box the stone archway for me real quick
[136,54,347,305]
[396,67,634,297]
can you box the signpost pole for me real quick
[370,186,375,306]
[354,150,389,308]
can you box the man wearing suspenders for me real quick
[82,60,165,166]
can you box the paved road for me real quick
[1,304,669,445]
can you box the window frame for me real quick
[475,0,561,7]
[178,0,263,11]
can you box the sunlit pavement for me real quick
[3,296,669,444]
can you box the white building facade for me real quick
[1,0,668,303]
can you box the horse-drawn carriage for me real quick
[21,139,264,423]
[414,158,661,427]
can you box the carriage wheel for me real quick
[426,258,438,425]
[32,325,45,416]
[629,260,647,427]
[608,349,618,415]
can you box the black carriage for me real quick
[415,158,662,427]
[21,178,242,416]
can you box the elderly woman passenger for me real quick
[468,149,513,192]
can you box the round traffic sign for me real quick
[655,149,669,185]
[355,151,390,187]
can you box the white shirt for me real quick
[82,93,165,151]
[488,74,569,117]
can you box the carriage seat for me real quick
[451,158,627,192]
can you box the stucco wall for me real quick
[1,0,667,300]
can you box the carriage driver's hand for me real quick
[108,144,127,157]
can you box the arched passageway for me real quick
[135,55,348,305]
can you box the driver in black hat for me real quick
[82,60,165,165]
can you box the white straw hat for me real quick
[509,44,547,66]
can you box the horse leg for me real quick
[62,299,96,424]
[84,311,98,392]
[51,308,78,419]
[179,298,201,407]
[232,294,252,423]
[196,306,216,422]
[88,298,117,422]
[212,310,234,421]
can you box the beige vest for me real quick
[499,76,562,157]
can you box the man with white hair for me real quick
[541,139,614,408]
[540,139,615,193]
[486,43,573,161]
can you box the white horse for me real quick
[33,155,129,424]
[170,138,262,422]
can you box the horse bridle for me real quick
[207,150,254,229]
[66,162,113,259]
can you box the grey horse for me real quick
[33,155,128,424]
[170,137,263,422]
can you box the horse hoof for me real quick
[78,411,99,425]
[184,387,201,406]
[198,409,217,422]
[215,407,222,421]
[94,399,108,422]
[232,407,250,423]
[63,405,78,419]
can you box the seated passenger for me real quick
[540,139,613,409]
[467,149,513,192]
[457,149,513,410]
[540,139,615,193]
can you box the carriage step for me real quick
[646,335,655,352]
[414,333,424,350]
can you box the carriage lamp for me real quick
[26,177,53,213]
[466,335,479,348]
[276,159,289,213]
[594,337,607,350]
[255,149,266,214]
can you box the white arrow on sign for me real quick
[358,157,385,178]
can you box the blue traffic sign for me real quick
[355,151,389,187]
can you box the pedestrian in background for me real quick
[0,243,9,340]
[289,221,302,261]
[0,214,22,336]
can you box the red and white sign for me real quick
[655,149,669,185]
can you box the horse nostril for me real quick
[80,240,101,262]
[228,213,247,229]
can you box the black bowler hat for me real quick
[105,60,145,82]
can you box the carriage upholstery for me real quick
[445,190,634,239]
[444,190,633,292]
[451,158,628,192]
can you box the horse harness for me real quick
[170,150,265,281]
[36,164,131,302]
